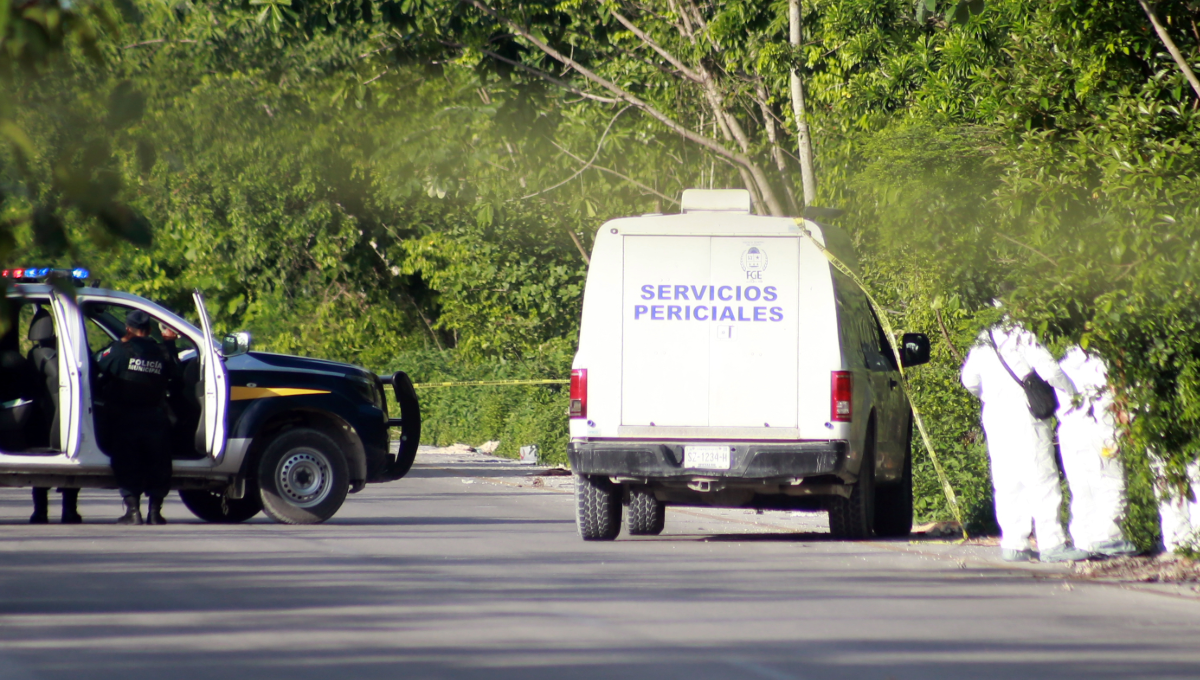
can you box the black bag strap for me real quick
[987,329,1027,385]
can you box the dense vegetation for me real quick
[5,0,1200,549]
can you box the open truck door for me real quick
[48,289,84,457]
[192,290,229,462]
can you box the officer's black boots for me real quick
[146,496,167,525]
[117,495,143,525]
[30,488,49,524]
[61,489,82,524]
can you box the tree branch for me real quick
[609,9,705,83]
[1137,0,1200,102]
[362,69,389,86]
[369,236,444,351]
[122,39,199,50]
[935,308,965,364]
[757,83,799,214]
[442,40,621,105]
[567,229,591,265]
[996,232,1058,266]
[549,140,679,204]
[519,106,633,200]
[461,0,781,214]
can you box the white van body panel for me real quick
[571,211,868,452]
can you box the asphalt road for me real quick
[1,451,1198,680]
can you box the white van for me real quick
[567,190,930,540]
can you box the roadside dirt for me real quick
[1074,554,1200,585]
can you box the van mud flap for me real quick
[379,371,421,480]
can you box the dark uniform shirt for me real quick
[95,336,180,412]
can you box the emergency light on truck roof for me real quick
[1,267,89,281]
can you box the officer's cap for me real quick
[126,309,153,331]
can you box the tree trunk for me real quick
[758,84,800,214]
[789,0,817,206]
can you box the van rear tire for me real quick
[576,474,622,541]
[828,422,877,540]
[626,487,665,536]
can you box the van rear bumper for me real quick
[567,440,847,480]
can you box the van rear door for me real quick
[620,235,800,430]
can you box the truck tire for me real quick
[575,474,622,541]
[179,488,263,523]
[828,421,877,540]
[257,428,349,525]
[626,487,666,536]
[874,427,913,538]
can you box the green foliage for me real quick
[379,342,572,464]
[7,0,1200,550]
[1,0,157,304]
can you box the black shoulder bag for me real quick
[987,329,1059,420]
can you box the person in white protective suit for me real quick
[1054,347,1139,557]
[1156,457,1200,554]
[961,321,1091,562]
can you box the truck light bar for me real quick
[831,371,852,422]
[569,369,587,419]
[1,267,89,282]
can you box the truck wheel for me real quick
[179,488,263,523]
[257,428,349,525]
[828,421,877,540]
[575,474,622,541]
[626,487,666,536]
[874,432,913,538]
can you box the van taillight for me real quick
[569,369,587,419]
[831,371,852,422]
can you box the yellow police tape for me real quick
[794,218,968,540]
[412,379,569,388]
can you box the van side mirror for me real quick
[221,331,252,357]
[900,333,931,367]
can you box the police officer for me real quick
[94,310,180,525]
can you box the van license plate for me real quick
[684,446,731,470]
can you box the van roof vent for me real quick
[680,189,752,214]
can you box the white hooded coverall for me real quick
[961,324,1077,553]
[1055,347,1127,551]
[1156,457,1200,553]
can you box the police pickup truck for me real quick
[568,190,931,541]
[0,268,419,524]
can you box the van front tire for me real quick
[828,422,877,540]
[576,474,622,541]
[626,487,665,536]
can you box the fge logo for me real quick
[741,247,767,280]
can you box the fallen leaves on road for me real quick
[912,521,963,537]
[1074,554,1200,584]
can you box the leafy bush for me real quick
[379,342,572,465]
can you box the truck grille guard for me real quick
[377,371,421,480]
